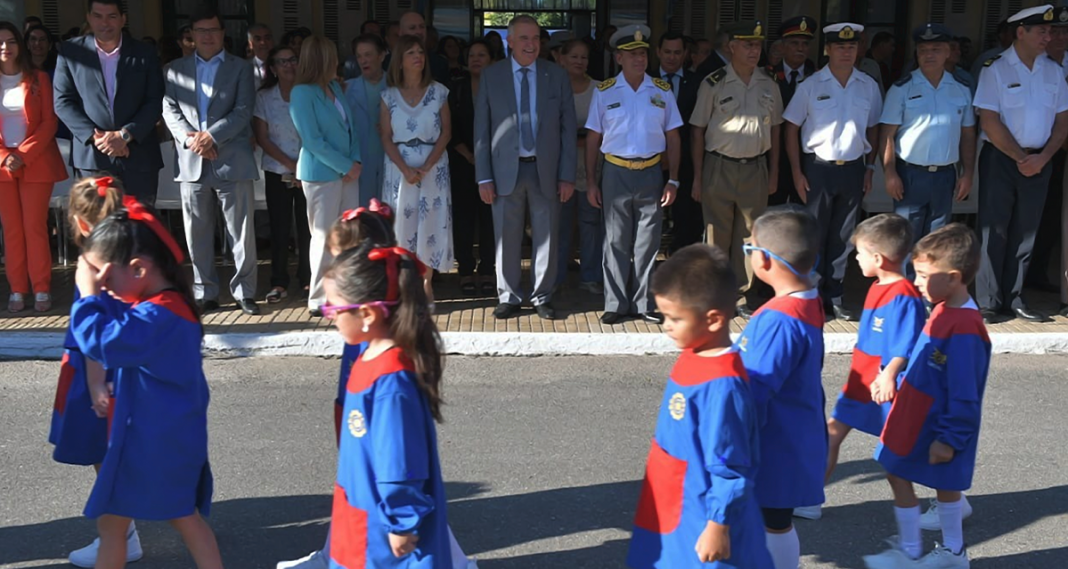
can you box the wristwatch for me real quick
[667,179,680,188]
[865,163,876,172]
[119,129,132,143]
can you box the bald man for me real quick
[385,11,451,85]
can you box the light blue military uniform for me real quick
[880,23,975,244]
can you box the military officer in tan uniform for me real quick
[689,20,784,317]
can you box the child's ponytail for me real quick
[329,198,397,253]
[68,176,125,246]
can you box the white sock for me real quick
[937,499,965,555]
[894,505,922,559]
[765,528,800,569]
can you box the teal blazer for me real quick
[289,81,361,183]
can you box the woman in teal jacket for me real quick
[290,35,362,317]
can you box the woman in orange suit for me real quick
[0,21,67,313]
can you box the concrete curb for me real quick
[4,331,1068,359]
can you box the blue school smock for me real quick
[736,290,827,510]
[331,347,451,569]
[833,279,926,436]
[875,301,990,491]
[48,287,110,465]
[70,291,213,521]
[627,349,773,569]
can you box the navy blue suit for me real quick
[53,35,163,202]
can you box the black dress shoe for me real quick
[735,304,754,319]
[535,303,557,320]
[600,311,625,325]
[309,307,324,318]
[832,305,858,322]
[493,302,522,319]
[1013,306,1051,323]
[237,298,261,315]
[980,309,1000,325]
[1059,304,1068,318]
[196,299,220,313]
[639,311,664,325]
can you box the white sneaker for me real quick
[68,523,143,568]
[277,549,329,569]
[915,544,969,568]
[793,504,823,520]
[863,546,919,569]
[920,495,973,531]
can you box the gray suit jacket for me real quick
[474,58,577,197]
[162,52,258,183]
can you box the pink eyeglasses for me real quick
[320,300,399,319]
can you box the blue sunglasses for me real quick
[743,244,818,279]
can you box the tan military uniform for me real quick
[689,64,784,298]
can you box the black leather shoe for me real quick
[832,305,858,322]
[600,311,625,325]
[1013,306,1051,323]
[535,303,557,320]
[196,299,220,313]
[1059,304,1068,318]
[980,309,1000,325]
[736,304,754,319]
[639,311,664,325]
[309,307,324,318]
[237,298,261,315]
[493,302,522,319]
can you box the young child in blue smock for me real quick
[627,244,773,569]
[70,198,221,569]
[864,224,990,569]
[735,208,826,569]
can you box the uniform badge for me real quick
[754,23,763,36]
[738,336,749,352]
[872,316,884,333]
[720,96,734,105]
[1061,9,1068,22]
[800,19,808,32]
[348,409,367,438]
[651,93,666,109]
[840,26,855,40]
[817,94,831,101]
[607,102,621,110]
[669,393,686,420]
[1045,8,1055,21]
[928,348,947,370]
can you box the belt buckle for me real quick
[928,165,938,173]
[835,160,845,166]
[628,160,641,170]
[739,158,749,164]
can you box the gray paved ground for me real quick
[1,355,1066,568]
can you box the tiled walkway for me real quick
[3,260,1067,336]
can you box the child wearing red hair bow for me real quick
[320,241,452,569]
[70,198,222,569]
[51,176,150,568]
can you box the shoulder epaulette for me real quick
[983,55,1000,67]
[597,77,615,91]
[704,67,727,87]
[653,77,672,91]
[893,74,911,88]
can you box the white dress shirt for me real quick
[973,44,1068,149]
[782,66,883,162]
[95,36,122,114]
[586,74,684,158]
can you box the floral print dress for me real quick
[381,82,454,272]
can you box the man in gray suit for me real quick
[474,15,577,320]
[162,5,260,315]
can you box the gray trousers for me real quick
[180,168,258,301]
[492,161,559,306]
[601,162,664,314]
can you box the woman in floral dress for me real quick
[380,35,453,303]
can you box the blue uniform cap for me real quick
[912,23,954,44]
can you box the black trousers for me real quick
[667,166,702,253]
[1028,148,1065,286]
[802,154,866,301]
[977,145,1052,311]
[76,166,159,208]
[264,171,311,290]
[767,142,801,207]
[450,154,494,276]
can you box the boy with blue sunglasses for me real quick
[735,207,827,569]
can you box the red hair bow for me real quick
[95,176,114,197]
[340,198,394,223]
[367,247,427,301]
[122,196,186,264]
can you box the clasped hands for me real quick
[93,129,130,158]
[185,131,218,161]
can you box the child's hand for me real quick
[75,256,112,297]
[695,520,731,563]
[929,440,955,464]
[388,532,419,558]
[89,383,110,418]
[870,370,898,404]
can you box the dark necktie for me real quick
[789,69,799,87]
[520,68,534,152]
[665,72,677,95]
